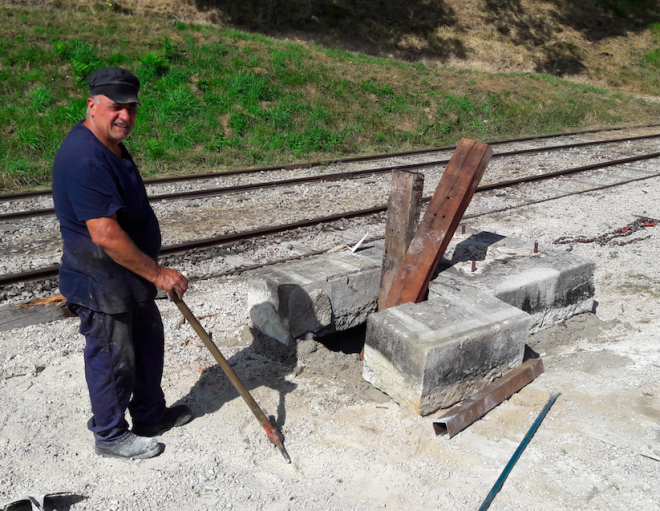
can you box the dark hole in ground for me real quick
[316,323,366,355]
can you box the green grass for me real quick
[1,7,660,192]
[644,48,660,67]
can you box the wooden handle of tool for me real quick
[172,296,271,429]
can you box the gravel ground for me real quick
[1,129,660,510]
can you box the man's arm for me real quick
[86,214,188,300]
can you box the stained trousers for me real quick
[70,301,167,446]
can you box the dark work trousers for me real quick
[69,301,167,446]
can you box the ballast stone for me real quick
[247,241,383,344]
[363,281,531,416]
[429,230,595,333]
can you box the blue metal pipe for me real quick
[478,391,561,511]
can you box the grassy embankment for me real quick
[12,0,660,97]
[2,6,660,192]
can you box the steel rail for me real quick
[2,150,660,287]
[3,131,660,223]
[0,206,389,285]
[2,122,660,203]
[465,168,660,221]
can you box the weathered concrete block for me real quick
[248,242,383,344]
[430,231,595,333]
[363,282,531,415]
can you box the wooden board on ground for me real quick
[378,170,425,309]
[0,294,73,332]
[381,139,493,309]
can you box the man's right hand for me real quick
[154,266,188,300]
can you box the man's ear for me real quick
[86,97,97,115]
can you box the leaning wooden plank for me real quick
[382,139,493,309]
[378,170,425,309]
[0,294,73,331]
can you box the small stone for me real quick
[643,484,651,492]
[298,340,318,357]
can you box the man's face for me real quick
[87,95,137,144]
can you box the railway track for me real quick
[2,121,659,203]
[2,125,660,222]
[2,144,660,289]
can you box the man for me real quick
[52,67,192,460]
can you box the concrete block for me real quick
[363,282,531,415]
[430,231,595,333]
[248,242,383,344]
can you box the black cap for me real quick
[87,67,140,104]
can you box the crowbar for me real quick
[478,391,560,510]
[173,296,291,464]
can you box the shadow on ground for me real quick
[195,0,465,62]
[175,321,386,429]
[192,0,659,75]
[484,0,660,75]
[173,328,298,430]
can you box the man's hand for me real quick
[86,215,188,299]
[154,266,188,300]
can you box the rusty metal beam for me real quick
[433,358,545,438]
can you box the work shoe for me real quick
[132,405,194,437]
[95,432,162,460]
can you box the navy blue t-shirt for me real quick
[52,121,161,314]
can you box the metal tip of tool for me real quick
[277,442,292,464]
[265,425,291,464]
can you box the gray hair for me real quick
[86,95,100,118]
